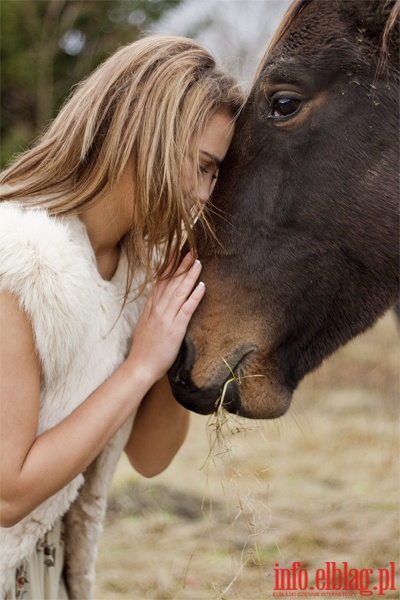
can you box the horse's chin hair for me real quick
[234,358,293,420]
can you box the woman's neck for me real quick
[78,166,135,279]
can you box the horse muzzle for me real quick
[168,338,270,417]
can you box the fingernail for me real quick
[197,281,205,289]
[193,259,201,269]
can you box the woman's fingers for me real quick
[174,280,205,331]
[128,257,205,382]
[153,252,191,297]
[151,253,199,311]
[166,258,202,316]
[147,256,204,332]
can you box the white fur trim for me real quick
[0,204,146,598]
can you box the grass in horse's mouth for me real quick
[200,359,265,472]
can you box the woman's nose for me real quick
[197,180,212,203]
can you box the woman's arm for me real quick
[0,290,155,527]
[125,375,190,477]
[0,255,204,527]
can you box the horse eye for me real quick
[271,97,301,118]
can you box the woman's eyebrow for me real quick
[200,150,222,166]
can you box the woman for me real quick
[0,35,243,599]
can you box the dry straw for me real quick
[195,360,279,599]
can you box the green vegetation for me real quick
[0,0,181,168]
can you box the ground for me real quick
[95,311,399,600]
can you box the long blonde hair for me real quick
[0,35,243,296]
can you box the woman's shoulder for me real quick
[0,203,97,376]
[0,202,79,269]
[0,201,92,281]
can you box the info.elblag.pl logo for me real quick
[273,562,397,597]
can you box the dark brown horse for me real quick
[169,0,400,419]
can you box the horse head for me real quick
[169,0,400,419]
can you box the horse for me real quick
[169,0,400,419]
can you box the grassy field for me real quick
[95,311,399,600]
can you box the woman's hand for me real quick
[127,253,205,385]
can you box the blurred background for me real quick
[0,0,290,168]
[1,2,398,599]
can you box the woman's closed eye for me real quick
[198,163,219,198]
[199,163,219,184]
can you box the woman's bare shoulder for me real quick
[0,291,40,464]
[0,290,41,389]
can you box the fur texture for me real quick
[0,203,147,598]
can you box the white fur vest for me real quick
[0,203,147,599]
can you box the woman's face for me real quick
[183,110,235,203]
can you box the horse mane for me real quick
[254,0,399,83]
[382,0,400,55]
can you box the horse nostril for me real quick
[169,336,196,386]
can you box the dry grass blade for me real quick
[200,358,265,473]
